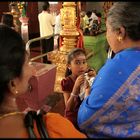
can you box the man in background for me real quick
[38,2,55,63]
[54,11,62,50]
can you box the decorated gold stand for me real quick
[48,2,79,92]
[60,2,79,53]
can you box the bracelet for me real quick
[71,93,79,97]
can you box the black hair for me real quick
[0,25,26,104]
[107,2,140,41]
[86,11,92,18]
[65,48,86,77]
[1,14,14,28]
[42,2,50,11]
[96,12,102,18]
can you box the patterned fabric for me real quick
[78,48,140,138]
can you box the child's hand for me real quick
[72,75,85,95]
[84,80,90,89]
[87,69,96,77]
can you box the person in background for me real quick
[1,14,17,31]
[83,11,92,35]
[83,17,90,35]
[80,11,86,31]
[0,24,86,138]
[61,48,96,129]
[77,2,140,138]
[89,10,98,35]
[96,12,102,28]
[38,2,55,64]
[54,11,62,50]
[90,10,98,22]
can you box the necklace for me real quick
[0,112,23,120]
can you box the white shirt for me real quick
[89,12,98,30]
[91,12,98,21]
[54,14,62,35]
[38,11,55,37]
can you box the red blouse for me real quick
[61,76,82,129]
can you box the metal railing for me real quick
[26,34,59,62]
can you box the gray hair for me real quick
[107,2,140,41]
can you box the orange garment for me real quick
[45,113,87,138]
[24,112,87,138]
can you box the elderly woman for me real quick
[77,2,140,138]
[0,25,86,138]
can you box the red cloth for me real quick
[61,76,74,92]
[61,76,82,129]
[59,36,63,48]
[77,29,84,49]
[65,97,82,129]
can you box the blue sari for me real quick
[78,48,140,138]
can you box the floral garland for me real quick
[17,2,28,17]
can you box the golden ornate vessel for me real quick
[48,2,80,92]
[60,2,79,53]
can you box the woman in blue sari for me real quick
[77,2,140,138]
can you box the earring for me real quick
[28,84,32,92]
[15,90,19,94]
[117,36,122,42]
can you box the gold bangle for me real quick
[71,93,78,97]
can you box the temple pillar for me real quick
[48,2,80,92]
[59,2,79,53]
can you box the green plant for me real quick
[17,2,28,17]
